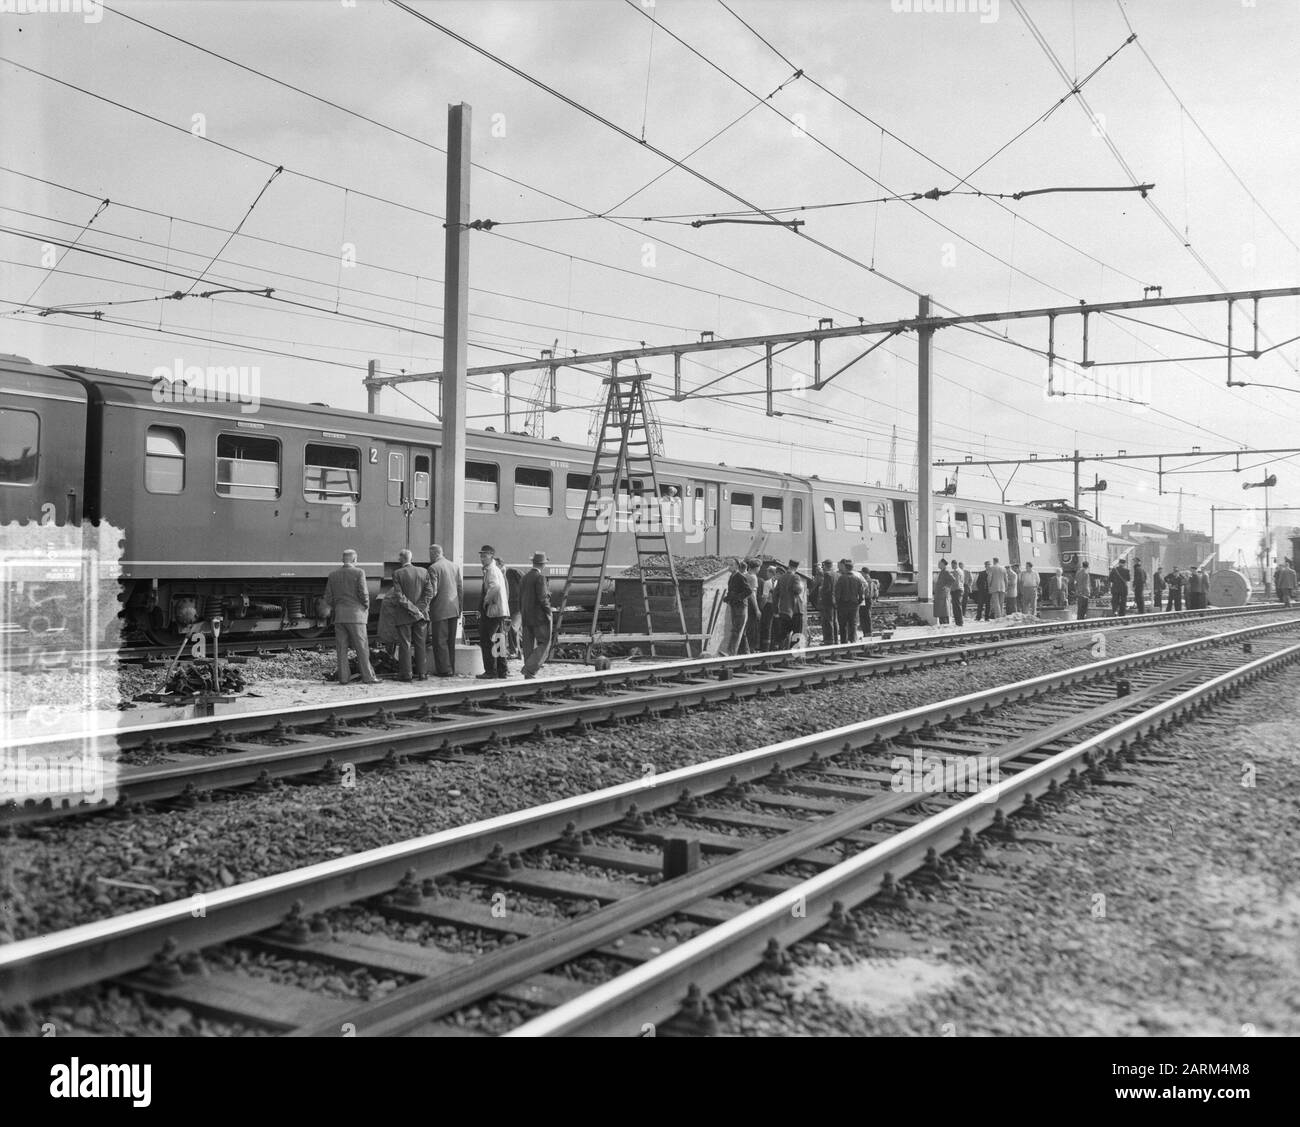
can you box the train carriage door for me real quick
[383,444,435,561]
[1005,511,1023,566]
[690,481,720,554]
[891,499,913,572]
[411,449,433,557]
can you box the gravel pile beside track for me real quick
[3,613,1296,951]
[712,657,1300,1037]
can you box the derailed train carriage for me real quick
[0,353,1112,642]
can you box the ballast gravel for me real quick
[4,612,1297,948]
[710,655,1300,1037]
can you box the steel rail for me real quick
[1,617,1295,1008]
[3,633,1065,823]
[6,604,1292,821]
[5,601,1289,757]
[509,637,1300,1037]
[3,635,1056,820]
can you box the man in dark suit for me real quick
[428,543,462,677]
[387,548,433,681]
[519,551,553,679]
[974,561,990,621]
[1132,560,1147,614]
[323,548,377,685]
[1109,559,1130,616]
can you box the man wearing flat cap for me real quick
[771,558,806,650]
[519,551,553,679]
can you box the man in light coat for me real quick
[1004,563,1018,615]
[1018,562,1040,618]
[387,548,434,681]
[987,557,1006,618]
[477,544,510,679]
[519,551,553,678]
[428,544,463,677]
[1076,562,1091,619]
[859,566,879,637]
[323,548,377,685]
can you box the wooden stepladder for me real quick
[555,373,690,658]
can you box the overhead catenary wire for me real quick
[15,5,1294,525]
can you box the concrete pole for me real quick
[437,103,470,576]
[917,295,933,603]
[366,360,381,414]
[1073,449,1080,511]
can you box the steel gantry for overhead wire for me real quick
[368,282,1300,602]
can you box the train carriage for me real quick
[54,365,437,641]
[6,357,1114,641]
[0,354,87,528]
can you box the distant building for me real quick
[1120,522,1216,572]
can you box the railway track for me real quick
[2,616,1298,1034]
[0,598,1284,675]
[4,603,1293,823]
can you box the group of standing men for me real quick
[966,559,1043,622]
[475,545,554,680]
[721,558,809,654]
[323,544,555,686]
[323,545,463,685]
[817,558,879,643]
[1146,563,1205,613]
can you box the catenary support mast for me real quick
[438,103,471,572]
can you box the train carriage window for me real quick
[971,513,986,539]
[935,513,951,537]
[730,491,755,531]
[145,425,185,494]
[565,472,593,519]
[694,486,707,529]
[843,499,864,533]
[869,503,888,533]
[990,515,1004,541]
[761,496,783,532]
[952,511,969,538]
[304,442,361,504]
[1020,519,1034,543]
[823,497,836,531]
[513,466,553,517]
[791,498,803,533]
[1034,519,1048,543]
[465,461,500,513]
[659,483,683,530]
[412,455,430,508]
[216,433,281,499]
[0,408,39,485]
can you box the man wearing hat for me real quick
[816,559,838,646]
[934,558,961,627]
[833,559,865,642]
[519,551,553,678]
[771,559,807,649]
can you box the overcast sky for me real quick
[4,0,1299,563]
